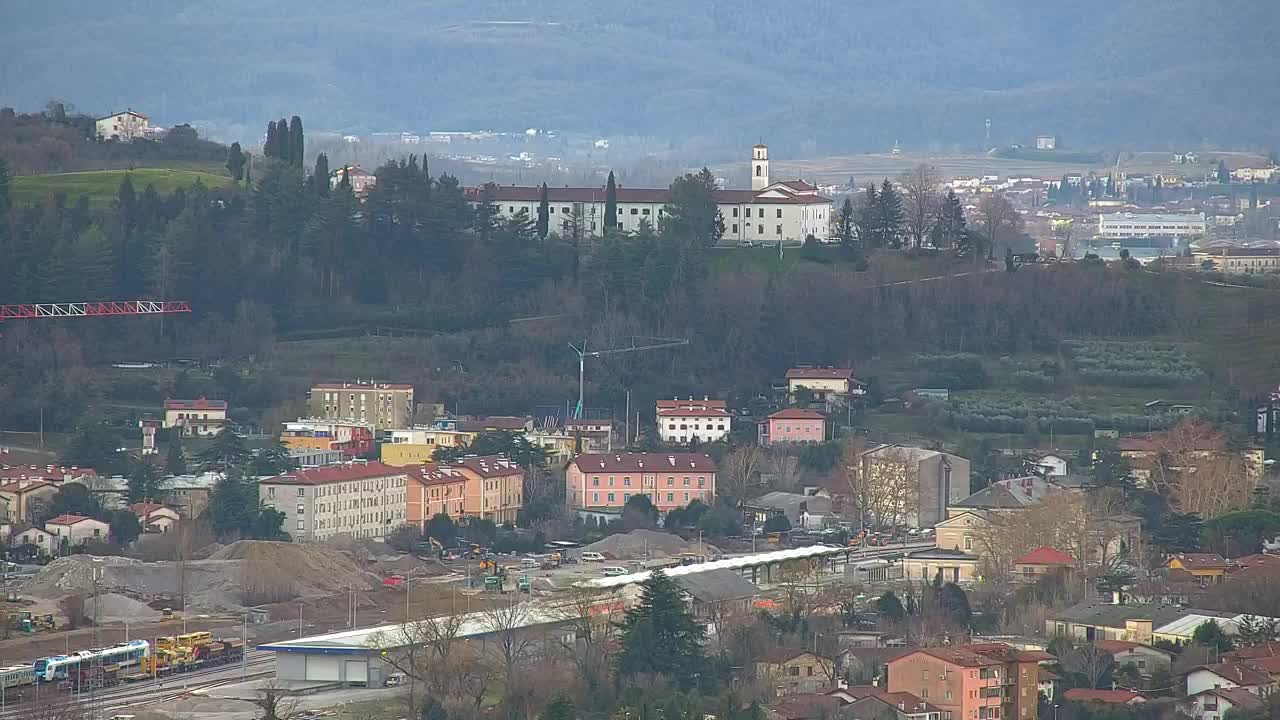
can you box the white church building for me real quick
[466,145,832,244]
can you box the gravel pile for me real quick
[581,529,718,561]
[84,593,161,622]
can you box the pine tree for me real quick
[1217,159,1230,184]
[264,120,278,159]
[616,569,705,685]
[603,170,618,236]
[289,116,304,167]
[854,183,878,247]
[536,182,550,240]
[937,189,966,248]
[876,178,904,248]
[126,456,166,504]
[244,159,252,187]
[226,142,246,182]
[69,225,115,298]
[197,430,252,472]
[835,197,855,247]
[313,153,330,196]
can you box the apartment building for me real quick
[1097,212,1207,239]
[657,398,731,444]
[405,464,467,527]
[281,418,375,457]
[449,455,524,524]
[758,408,826,445]
[259,461,410,542]
[309,382,414,431]
[887,643,1052,720]
[565,453,717,514]
[860,445,971,528]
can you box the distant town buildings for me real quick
[331,165,378,195]
[758,408,826,446]
[1036,135,1057,150]
[656,398,731,444]
[565,452,717,515]
[309,382,414,431]
[162,398,227,438]
[280,418,376,458]
[259,461,410,542]
[1097,212,1207,239]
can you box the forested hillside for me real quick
[3,1,1278,151]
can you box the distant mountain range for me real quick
[3,1,1278,155]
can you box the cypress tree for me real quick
[313,153,330,196]
[603,170,618,237]
[877,178,904,248]
[289,116,304,167]
[264,121,278,159]
[536,182,550,240]
[226,142,246,181]
[277,117,291,163]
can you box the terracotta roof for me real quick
[897,643,1053,668]
[263,461,406,485]
[129,502,175,517]
[657,407,731,418]
[465,184,830,206]
[1171,553,1230,570]
[1194,688,1263,710]
[312,382,414,390]
[1095,640,1171,657]
[570,452,717,474]
[767,408,826,420]
[405,463,466,487]
[46,514,97,526]
[164,397,227,411]
[1063,689,1144,704]
[0,480,56,493]
[776,180,818,192]
[1244,655,1280,674]
[656,398,728,411]
[758,647,830,665]
[770,694,840,720]
[1227,642,1280,661]
[446,455,522,478]
[97,110,149,121]
[1196,662,1274,687]
[832,688,938,715]
[1039,668,1060,681]
[1015,546,1076,566]
[786,368,856,381]
[0,465,96,481]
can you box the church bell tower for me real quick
[751,144,769,191]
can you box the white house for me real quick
[1186,662,1276,698]
[45,514,110,546]
[163,397,227,438]
[785,367,864,402]
[1097,213,1207,239]
[1035,454,1068,477]
[466,144,832,244]
[130,502,180,533]
[657,400,731,444]
[95,110,149,141]
[1187,688,1263,720]
[14,526,56,553]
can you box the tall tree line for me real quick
[262,115,304,167]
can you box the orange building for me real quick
[887,643,1053,720]
[405,463,466,528]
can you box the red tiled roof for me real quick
[263,461,407,485]
[406,463,466,487]
[768,408,826,420]
[657,407,731,418]
[1196,662,1274,687]
[1194,688,1263,710]
[129,502,175,517]
[1039,668,1060,681]
[1171,553,1230,570]
[46,514,96,526]
[832,688,939,714]
[312,382,414,390]
[571,453,717,474]
[1244,655,1280,674]
[1227,642,1280,661]
[446,455,522,478]
[776,180,818,192]
[0,480,56,493]
[1063,689,1144,704]
[786,368,856,381]
[895,643,1054,668]
[464,185,830,206]
[164,397,227,411]
[1095,640,1170,657]
[1015,546,1076,566]
[656,398,728,411]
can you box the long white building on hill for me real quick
[466,144,832,244]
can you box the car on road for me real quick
[580,551,606,563]
[737,240,754,248]
[601,566,628,577]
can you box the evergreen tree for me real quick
[226,142,246,182]
[166,434,187,475]
[540,694,576,720]
[126,456,166,504]
[876,591,906,622]
[616,569,705,685]
[244,159,252,187]
[937,189,966,247]
[835,197,855,247]
[713,209,726,245]
[197,430,252,472]
[277,117,290,163]
[604,170,618,236]
[1216,159,1230,184]
[664,167,720,247]
[938,583,972,625]
[52,225,115,298]
[313,153,330,196]
[855,184,878,247]
[289,116,304,167]
[207,467,286,540]
[536,182,550,240]
[876,178,904,248]
[264,120,278,159]
[1191,620,1234,652]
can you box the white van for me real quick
[601,566,628,577]
[580,551,606,563]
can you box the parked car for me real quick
[737,240,755,248]
[580,551,606,563]
[601,566,628,577]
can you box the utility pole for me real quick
[567,337,689,420]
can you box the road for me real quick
[0,650,276,717]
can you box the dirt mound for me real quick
[84,593,161,623]
[209,540,380,605]
[582,529,718,561]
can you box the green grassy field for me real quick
[11,168,233,207]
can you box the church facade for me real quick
[467,145,832,244]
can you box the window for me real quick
[297,519,305,530]
[562,206,570,213]
[922,670,930,681]
[593,493,599,503]
[756,166,762,177]
[642,208,650,216]
[630,208,638,215]
[777,209,783,218]
[758,224,764,234]
[592,477,599,486]
[667,493,674,502]
[268,487,276,498]
[732,223,739,233]
[921,689,929,699]
[964,536,973,550]
[623,476,631,486]
[683,477,690,486]
[732,207,739,217]
[297,504,305,515]
[787,666,800,677]
[806,666,814,676]
[608,493,615,502]
[945,691,953,701]
[297,487,306,496]
[776,224,783,235]
[745,208,752,218]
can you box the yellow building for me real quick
[380,428,477,466]
[1167,553,1229,585]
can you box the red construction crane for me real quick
[0,300,192,321]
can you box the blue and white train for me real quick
[33,639,150,682]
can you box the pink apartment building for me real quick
[566,453,717,512]
[759,408,827,445]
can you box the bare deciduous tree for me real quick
[855,446,920,529]
[559,587,622,691]
[900,164,940,249]
[1150,420,1256,517]
[371,612,465,716]
[1062,642,1115,690]
[721,445,765,506]
[253,680,301,720]
[975,194,1023,258]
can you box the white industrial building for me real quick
[1097,213,1207,239]
[466,145,832,243]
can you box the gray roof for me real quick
[953,476,1057,509]
[1054,602,1236,630]
[908,548,978,561]
[673,569,759,603]
[747,491,833,517]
